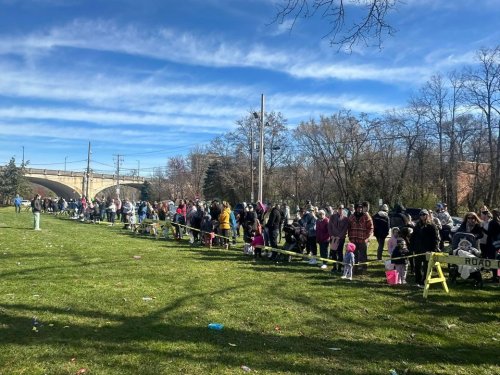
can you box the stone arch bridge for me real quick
[23,168,145,199]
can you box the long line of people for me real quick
[32,193,500,287]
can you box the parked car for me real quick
[21,199,31,207]
[404,208,422,222]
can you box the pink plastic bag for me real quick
[385,270,399,285]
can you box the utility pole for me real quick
[85,142,91,198]
[22,146,25,166]
[64,156,67,171]
[258,93,264,203]
[136,160,140,178]
[250,126,254,203]
[114,154,124,198]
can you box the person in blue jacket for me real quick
[14,194,22,213]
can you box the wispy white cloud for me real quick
[0,19,454,85]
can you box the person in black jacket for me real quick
[31,194,42,230]
[373,204,391,260]
[266,203,281,260]
[484,209,500,282]
[392,238,410,284]
[410,209,440,287]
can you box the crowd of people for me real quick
[24,194,500,287]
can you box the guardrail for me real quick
[23,168,145,182]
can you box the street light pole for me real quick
[64,156,67,171]
[258,93,264,203]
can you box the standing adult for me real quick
[316,209,330,269]
[266,203,281,260]
[410,209,440,287]
[328,204,349,273]
[31,194,42,230]
[218,201,231,249]
[347,203,373,274]
[107,199,116,226]
[14,194,22,213]
[484,209,500,283]
[372,204,391,260]
[479,209,492,257]
[115,197,122,222]
[299,204,318,265]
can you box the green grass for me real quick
[0,207,499,375]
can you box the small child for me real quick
[129,213,137,232]
[251,231,265,258]
[391,238,410,284]
[200,213,213,248]
[151,210,159,220]
[341,242,356,280]
[387,227,400,256]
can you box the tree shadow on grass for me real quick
[1,289,498,375]
[0,258,130,279]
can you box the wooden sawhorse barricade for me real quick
[423,252,500,298]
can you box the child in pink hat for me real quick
[341,242,356,280]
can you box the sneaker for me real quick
[308,258,317,265]
[347,277,352,280]
[320,264,328,270]
[341,275,347,279]
[416,284,424,289]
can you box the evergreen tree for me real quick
[0,157,31,204]
[203,161,224,199]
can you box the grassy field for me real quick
[0,207,499,375]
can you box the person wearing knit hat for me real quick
[341,242,356,280]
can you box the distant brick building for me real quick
[456,161,490,206]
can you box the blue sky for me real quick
[0,0,499,176]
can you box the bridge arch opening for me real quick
[26,177,81,200]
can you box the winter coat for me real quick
[266,207,281,230]
[300,211,317,238]
[347,213,373,243]
[316,217,330,243]
[373,210,390,238]
[328,212,349,239]
[410,220,439,254]
[219,208,231,230]
[391,244,409,265]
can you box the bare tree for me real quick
[294,111,371,204]
[272,0,399,50]
[417,74,448,202]
[463,47,500,205]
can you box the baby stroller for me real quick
[449,233,483,287]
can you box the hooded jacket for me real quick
[373,210,390,238]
